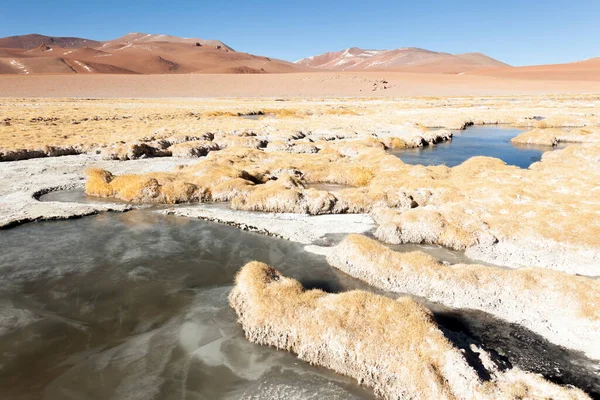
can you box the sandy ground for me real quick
[3,71,600,98]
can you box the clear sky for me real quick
[2,0,599,66]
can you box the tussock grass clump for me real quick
[265,140,319,154]
[324,108,360,116]
[261,108,305,118]
[210,178,255,202]
[533,115,596,128]
[510,128,564,146]
[204,110,239,117]
[85,169,209,203]
[169,140,220,157]
[512,128,600,146]
[86,168,115,197]
[4,96,599,161]
[84,140,600,264]
[380,137,408,149]
[327,234,600,359]
[84,146,391,211]
[231,175,337,214]
[371,207,490,250]
[101,143,172,160]
[230,261,590,400]
[358,136,387,149]
[305,165,376,187]
[215,136,266,149]
[334,188,416,213]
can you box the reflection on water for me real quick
[391,125,561,168]
[0,212,597,399]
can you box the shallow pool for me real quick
[391,125,560,168]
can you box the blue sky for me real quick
[2,0,599,66]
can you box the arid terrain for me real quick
[1,31,600,398]
[2,32,600,85]
[295,46,509,73]
[3,70,600,99]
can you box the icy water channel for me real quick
[391,125,565,168]
[1,209,598,399]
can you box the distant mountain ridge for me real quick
[0,32,232,51]
[0,32,306,75]
[295,47,510,73]
[0,34,101,49]
[2,34,595,77]
[98,32,234,52]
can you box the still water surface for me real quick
[391,126,562,168]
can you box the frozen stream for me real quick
[0,210,598,399]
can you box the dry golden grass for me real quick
[327,234,600,358]
[512,127,600,146]
[324,108,360,116]
[372,207,483,250]
[11,95,594,260]
[85,168,115,197]
[204,110,240,117]
[85,137,600,252]
[215,135,265,149]
[261,108,306,118]
[335,234,599,318]
[84,145,383,209]
[2,95,599,156]
[229,261,590,399]
[380,137,408,149]
[85,167,209,203]
[511,128,565,146]
[169,140,219,157]
[358,136,387,149]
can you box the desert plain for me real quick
[1,37,600,399]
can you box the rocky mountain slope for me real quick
[0,32,306,74]
[295,46,509,73]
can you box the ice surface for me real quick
[0,212,597,398]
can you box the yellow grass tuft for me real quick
[85,168,115,197]
[261,108,305,118]
[325,108,360,116]
[204,110,239,117]
[229,261,590,400]
[381,137,408,149]
[327,234,600,358]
